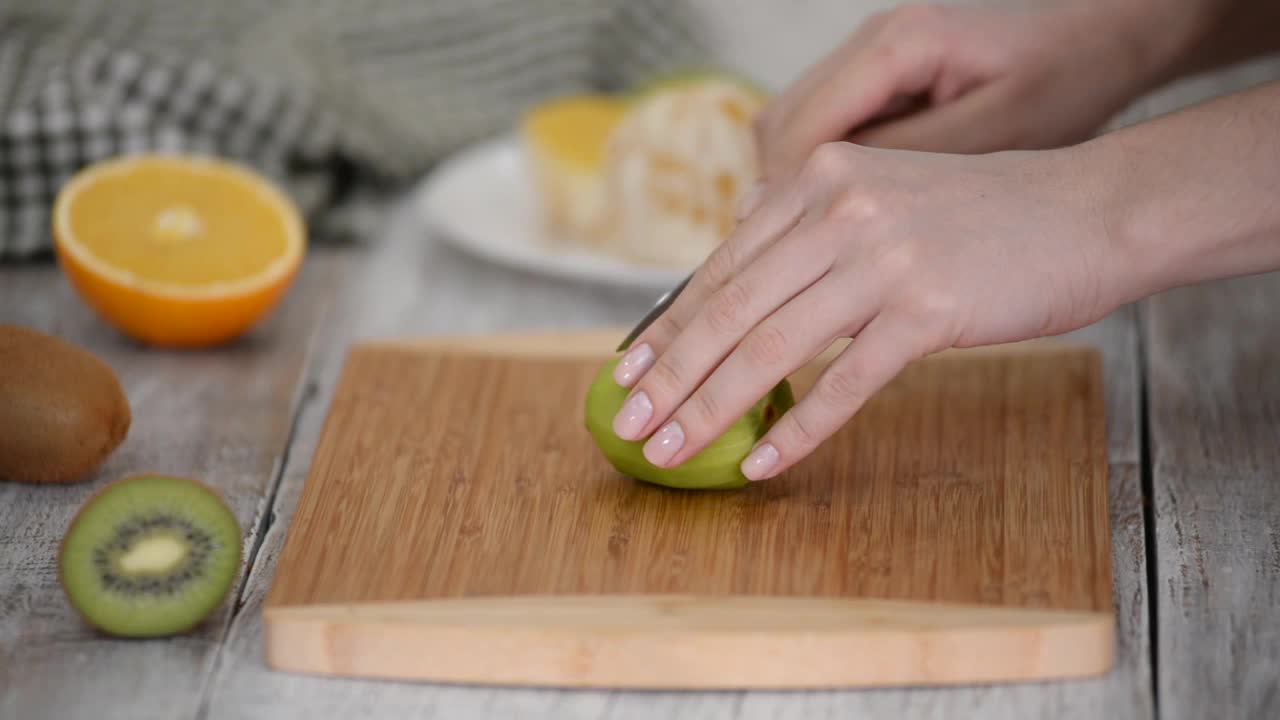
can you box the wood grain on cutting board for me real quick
[263,330,1113,689]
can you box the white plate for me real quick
[413,134,691,291]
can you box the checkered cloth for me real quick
[0,0,712,259]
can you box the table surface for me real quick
[3,103,1279,720]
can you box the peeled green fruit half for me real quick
[0,323,131,484]
[584,357,794,490]
[59,474,243,638]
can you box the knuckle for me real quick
[870,37,901,64]
[703,242,739,288]
[815,365,866,409]
[894,290,962,351]
[644,358,684,397]
[742,323,790,368]
[650,311,684,342]
[706,279,751,334]
[826,188,886,225]
[802,142,854,184]
[783,409,822,451]
[906,287,960,323]
[875,241,919,279]
[685,390,720,429]
[872,5,943,67]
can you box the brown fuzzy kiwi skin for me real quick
[57,474,243,636]
[0,324,132,484]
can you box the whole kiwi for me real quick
[0,323,131,483]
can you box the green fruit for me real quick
[584,358,794,490]
[59,474,242,638]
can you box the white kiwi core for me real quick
[119,534,189,574]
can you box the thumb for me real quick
[848,79,1026,154]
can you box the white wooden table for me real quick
[3,2,1280,715]
[3,182,1277,718]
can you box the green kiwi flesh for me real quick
[59,475,242,637]
[584,357,795,490]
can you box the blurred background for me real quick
[6,0,1278,264]
[2,6,1279,716]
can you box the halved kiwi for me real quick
[584,357,795,490]
[58,474,242,637]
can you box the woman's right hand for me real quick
[752,0,1199,181]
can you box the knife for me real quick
[616,271,693,352]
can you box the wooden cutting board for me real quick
[263,328,1114,689]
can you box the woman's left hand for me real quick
[608,140,1129,481]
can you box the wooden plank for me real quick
[1145,273,1280,720]
[202,198,1150,718]
[0,250,344,720]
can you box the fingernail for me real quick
[612,391,653,440]
[613,343,655,387]
[735,181,765,220]
[643,421,685,466]
[741,442,779,481]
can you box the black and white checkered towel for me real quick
[0,0,713,259]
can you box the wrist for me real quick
[1040,138,1165,313]
[1072,80,1280,300]
[1059,133,1166,307]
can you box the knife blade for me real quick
[616,271,693,352]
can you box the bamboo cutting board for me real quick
[263,329,1114,689]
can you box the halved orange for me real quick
[52,154,305,348]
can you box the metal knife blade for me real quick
[616,271,693,352]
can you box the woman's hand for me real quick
[752,0,1200,179]
[608,141,1125,481]
[602,2,1280,483]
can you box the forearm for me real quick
[1079,79,1280,303]
[1057,0,1280,94]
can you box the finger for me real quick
[754,10,895,161]
[613,215,838,444]
[612,184,804,388]
[641,266,881,468]
[765,45,852,120]
[862,93,931,126]
[764,34,943,179]
[849,80,1019,154]
[739,309,935,481]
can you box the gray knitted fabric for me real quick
[0,0,714,258]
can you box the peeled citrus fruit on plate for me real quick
[629,66,767,100]
[520,94,628,242]
[53,154,305,348]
